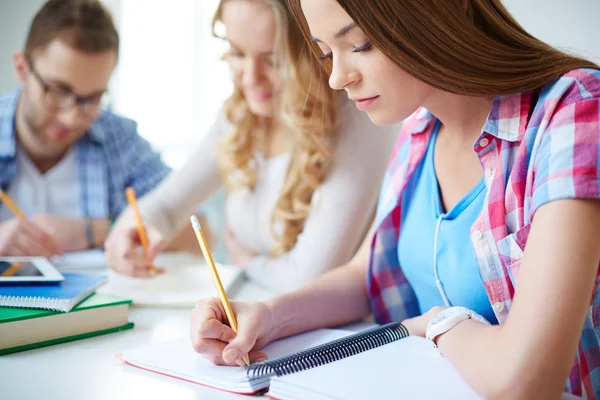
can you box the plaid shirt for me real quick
[0,90,171,220]
[367,68,600,398]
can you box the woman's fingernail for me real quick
[223,348,239,364]
[255,356,268,363]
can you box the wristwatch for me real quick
[425,306,491,349]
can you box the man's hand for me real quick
[0,217,63,257]
[31,214,100,252]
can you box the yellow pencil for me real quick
[0,190,26,219]
[190,215,250,367]
[125,187,154,273]
[0,192,30,273]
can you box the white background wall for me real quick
[0,0,598,164]
[502,0,600,65]
[0,0,46,92]
[106,0,229,167]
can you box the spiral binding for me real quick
[246,322,409,381]
[0,295,69,312]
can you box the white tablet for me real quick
[0,257,65,284]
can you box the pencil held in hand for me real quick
[0,190,26,219]
[190,215,250,367]
[125,187,154,274]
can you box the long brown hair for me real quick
[213,0,337,256]
[287,0,598,96]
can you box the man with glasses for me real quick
[0,0,171,257]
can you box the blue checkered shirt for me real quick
[0,90,171,220]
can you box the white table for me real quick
[2,255,580,400]
[0,254,278,400]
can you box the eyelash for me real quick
[318,42,373,61]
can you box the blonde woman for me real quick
[189,0,600,397]
[104,0,398,292]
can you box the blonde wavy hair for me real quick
[212,0,337,256]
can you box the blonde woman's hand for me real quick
[104,223,166,278]
[190,297,274,366]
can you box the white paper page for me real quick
[98,264,243,307]
[120,328,354,394]
[51,249,107,270]
[51,250,207,271]
[269,336,481,400]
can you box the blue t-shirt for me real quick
[397,122,497,324]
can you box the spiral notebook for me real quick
[118,323,480,399]
[0,273,107,312]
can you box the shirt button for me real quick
[493,303,505,313]
[485,168,493,179]
[479,138,490,148]
[472,230,483,241]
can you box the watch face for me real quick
[430,311,448,325]
[429,307,471,326]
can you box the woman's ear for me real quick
[13,52,28,83]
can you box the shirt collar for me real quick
[409,107,436,136]
[483,91,532,143]
[409,91,533,143]
[86,116,106,144]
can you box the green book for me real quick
[0,293,133,355]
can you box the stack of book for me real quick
[0,273,133,355]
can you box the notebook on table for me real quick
[51,249,108,270]
[98,264,243,308]
[52,250,221,271]
[50,250,243,308]
[118,322,480,399]
[0,273,107,312]
[0,293,133,355]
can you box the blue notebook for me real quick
[0,273,107,312]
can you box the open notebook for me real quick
[51,250,209,271]
[51,250,108,270]
[51,251,243,308]
[97,265,243,308]
[118,323,480,399]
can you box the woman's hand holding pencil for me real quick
[105,187,167,278]
[190,297,273,367]
[190,215,272,367]
[105,222,167,278]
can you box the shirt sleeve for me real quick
[531,95,600,216]
[108,117,171,218]
[244,100,401,293]
[118,112,228,237]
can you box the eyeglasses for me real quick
[26,57,106,117]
